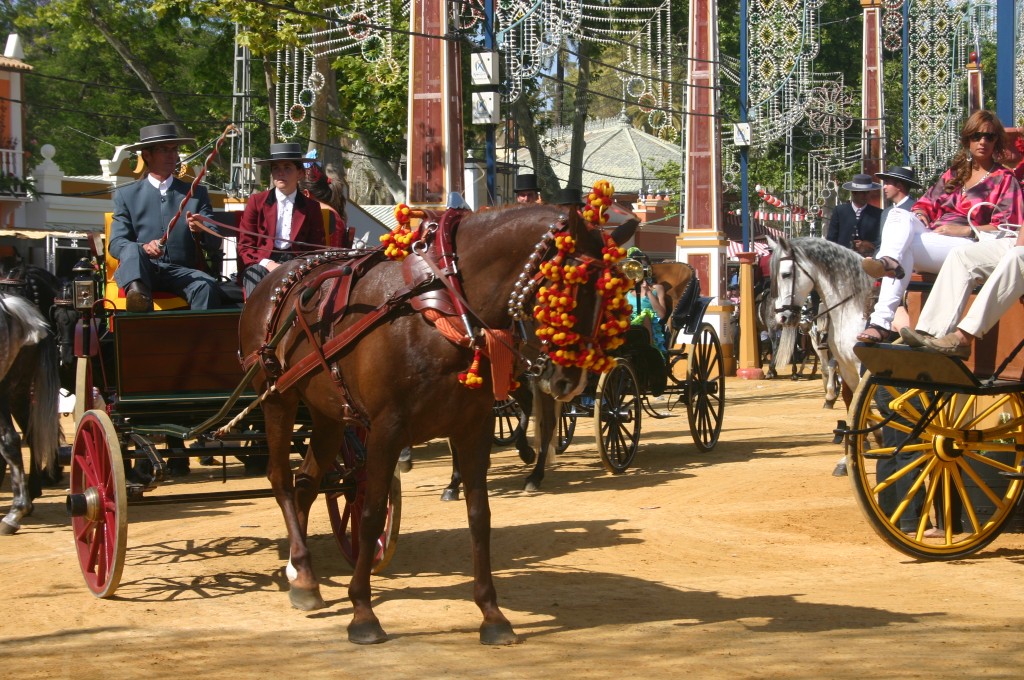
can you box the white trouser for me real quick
[916,238,1024,338]
[868,210,972,329]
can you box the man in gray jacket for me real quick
[108,123,221,312]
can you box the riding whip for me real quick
[158,123,237,252]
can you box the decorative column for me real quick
[406,0,464,206]
[861,0,885,208]
[678,0,734,373]
[966,52,983,114]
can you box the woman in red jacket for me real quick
[237,143,326,297]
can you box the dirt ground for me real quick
[3,374,1024,679]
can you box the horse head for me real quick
[769,236,815,328]
[530,208,638,401]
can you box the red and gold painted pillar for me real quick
[407,0,464,207]
[678,0,734,373]
[861,0,885,208]
[966,52,984,114]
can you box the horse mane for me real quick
[772,236,873,301]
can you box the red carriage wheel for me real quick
[325,470,401,574]
[73,356,93,425]
[67,410,127,598]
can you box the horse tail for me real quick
[26,333,60,474]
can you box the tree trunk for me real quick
[91,12,183,132]
[309,53,349,198]
[567,43,592,194]
[263,58,277,145]
[355,131,406,202]
[512,96,558,201]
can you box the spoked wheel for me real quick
[493,398,527,446]
[556,401,580,453]
[595,358,642,473]
[67,410,127,598]
[73,356,94,425]
[686,323,725,451]
[324,430,401,574]
[847,374,1024,560]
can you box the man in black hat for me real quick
[237,143,326,297]
[108,123,222,312]
[514,173,540,204]
[826,173,884,255]
[875,166,921,229]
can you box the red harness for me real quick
[241,208,518,426]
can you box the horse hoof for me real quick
[480,621,520,645]
[523,479,540,493]
[517,449,536,466]
[440,488,460,502]
[396,459,412,474]
[822,400,836,410]
[0,521,19,535]
[348,619,388,645]
[832,462,848,477]
[288,585,326,611]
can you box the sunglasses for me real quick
[969,132,996,143]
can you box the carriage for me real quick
[494,258,726,474]
[60,231,400,598]
[841,276,1024,561]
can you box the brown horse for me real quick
[237,204,637,644]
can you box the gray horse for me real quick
[0,294,60,534]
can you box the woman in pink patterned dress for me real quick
[855,110,1023,343]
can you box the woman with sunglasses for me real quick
[855,109,1022,343]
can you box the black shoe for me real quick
[125,280,153,313]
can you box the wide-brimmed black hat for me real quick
[255,142,306,166]
[551,187,582,206]
[841,173,882,192]
[874,166,922,189]
[514,173,539,193]
[124,123,195,152]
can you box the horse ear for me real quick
[609,218,639,246]
[765,235,779,251]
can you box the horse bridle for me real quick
[772,251,856,323]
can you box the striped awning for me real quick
[726,240,771,258]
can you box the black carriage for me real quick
[842,279,1024,560]
[495,260,725,473]
[62,232,399,598]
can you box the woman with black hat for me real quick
[237,143,327,297]
[856,110,1023,343]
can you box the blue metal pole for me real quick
[995,0,1015,124]
[740,0,750,252]
[902,0,910,166]
[484,0,497,204]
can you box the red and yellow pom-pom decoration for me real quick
[380,203,419,260]
[458,348,485,388]
[531,213,633,374]
[582,179,615,225]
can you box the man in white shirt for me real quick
[108,123,221,311]
[237,143,326,297]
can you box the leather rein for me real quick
[772,252,857,323]
[232,209,558,430]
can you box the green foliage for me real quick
[13,0,233,176]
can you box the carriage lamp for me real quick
[71,257,98,311]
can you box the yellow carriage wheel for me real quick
[847,374,1024,560]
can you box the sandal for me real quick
[856,323,898,344]
[861,256,905,280]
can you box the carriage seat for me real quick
[103,213,189,311]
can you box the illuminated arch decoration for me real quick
[495,0,675,140]
[274,1,408,140]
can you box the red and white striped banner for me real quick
[726,240,771,258]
